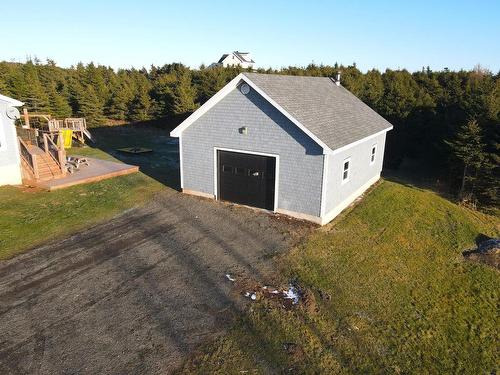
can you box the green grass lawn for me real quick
[0,125,174,260]
[176,180,500,374]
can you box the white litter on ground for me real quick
[244,291,257,300]
[283,285,300,304]
[225,274,235,282]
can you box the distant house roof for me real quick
[217,51,255,65]
[171,73,392,153]
[217,54,229,63]
[233,51,255,63]
[0,93,23,107]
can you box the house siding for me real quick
[182,85,324,217]
[0,100,22,185]
[323,132,387,216]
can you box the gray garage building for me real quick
[170,73,393,225]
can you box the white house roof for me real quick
[171,73,393,153]
[233,52,254,63]
[217,51,255,64]
[0,93,23,107]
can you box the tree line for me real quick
[0,59,498,207]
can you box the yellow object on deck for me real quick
[62,129,73,149]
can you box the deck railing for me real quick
[48,118,87,131]
[16,127,40,147]
[42,131,66,175]
[18,137,39,180]
[47,119,65,130]
[65,118,87,130]
[17,127,66,179]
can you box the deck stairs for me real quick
[25,145,64,181]
[17,128,67,184]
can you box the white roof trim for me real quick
[330,128,392,155]
[0,94,23,107]
[170,73,333,153]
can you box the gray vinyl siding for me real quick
[182,85,324,217]
[0,101,21,167]
[323,132,387,214]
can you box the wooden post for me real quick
[58,131,66,175]
[32,155,39,180]
[34,128,39,148]
[43,133,49,153]
[23,108,30,128]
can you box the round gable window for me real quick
[6,106,20,120]
[240,83,250,95]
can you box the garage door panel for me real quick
[218,150,275,210]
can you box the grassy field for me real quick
[0,126,174,260]
[176,180,499,374]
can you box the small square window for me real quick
[342,158,350,182]
[370,145,377,165]
[222,165,233,174]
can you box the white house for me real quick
[212,51,255,69]
[170,73,393,225]
[0,94,23,186]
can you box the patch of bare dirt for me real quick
[463,238,500,269]
[0,190,309,374]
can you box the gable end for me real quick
[170,74,333,154]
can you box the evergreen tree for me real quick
[152,67,198,116]
[360,69,384,108]
[445,119,486,200]
[14,61,51,113]
[107,82,133,120]
[171,70,198,115]
[193,66,232,103]
[380,69,420,121]
[48,85,72,117]
[129,90,152,122]
[77,86,105,126]
[0,77,9,95]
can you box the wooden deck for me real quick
[28,156,139,191]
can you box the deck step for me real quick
[20,142,67,182]
[38,163,61,172]
[37,163,62,173]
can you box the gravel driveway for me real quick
[0,191,302,374]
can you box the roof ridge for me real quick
[244,72,337,80]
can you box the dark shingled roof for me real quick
[243,72,392,150]
[217,54,229,63]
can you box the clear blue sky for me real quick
[1,0,498,72]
